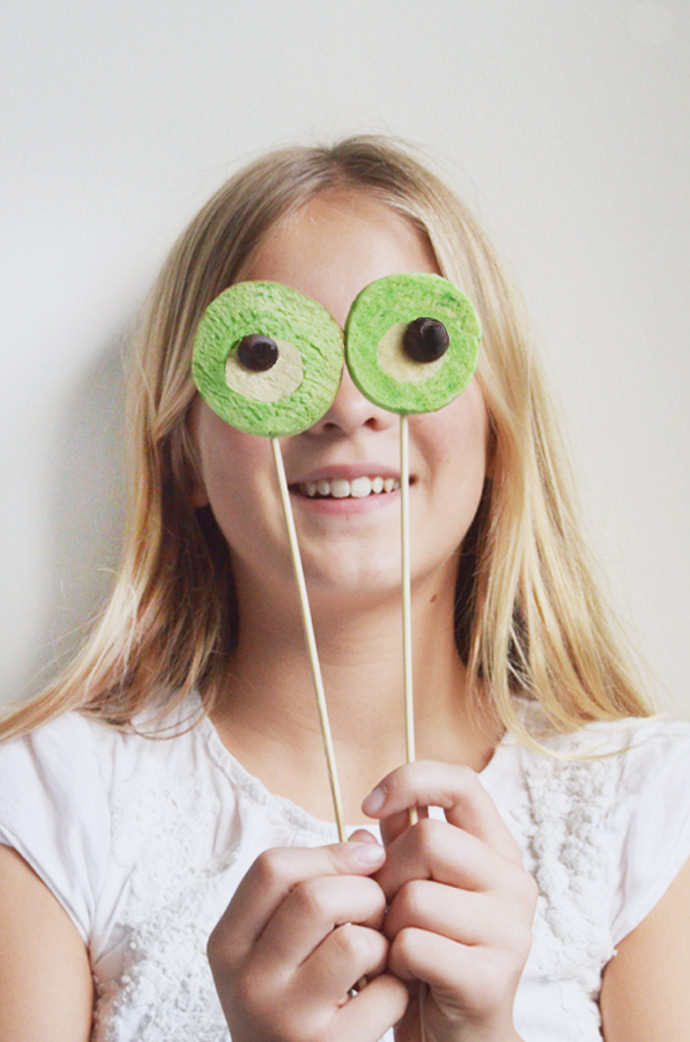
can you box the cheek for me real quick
[189,403,272,519]
[416,382,489,480]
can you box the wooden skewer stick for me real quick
[401,415,428,1042]
[273,437,371,995]
[271,437,346,843]
[400,413,414,765]
[400,414,419,826]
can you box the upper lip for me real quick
[289,463,403,487]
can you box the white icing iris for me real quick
[376,320,446,385]
[224,338,304,403]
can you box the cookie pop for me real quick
[193,279,347,837]
[193,280,345,438]
[346,271,481,1038]
[346,272,481,803]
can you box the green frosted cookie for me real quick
[345,273,481,413]
[192,281,344,437]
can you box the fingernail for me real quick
[348,841,385,867]
[361,785,386,815]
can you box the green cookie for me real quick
[192,281,344,437]
[345,273,481,414]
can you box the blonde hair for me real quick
[1,135,653,741]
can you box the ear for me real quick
[189,464,210,509]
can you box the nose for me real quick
[306,367,396,437]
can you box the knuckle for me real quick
[387,926,423,981]
[471,948,515,1002]
[368,876,389,915]
[205,922,224,968]
[499,913,535,964]
[515,920,535,962]
[512,916,533,962]
[514,866,539,911]
[292,876,331,920]
[395,878,428,923]
[231,964,267,1010]
[252,847,290,891]
[454,762,476,789]
[472,949,502,996]
[436,761,476,800]
[390,924,419,965]
[331,921,371,963]
[212,959,278,1030]
[301,1015,331,1042]
[206,919,240,978]
[413,816,444,858]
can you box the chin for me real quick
[305,566,402,608]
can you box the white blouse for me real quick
[1,696,689,1042]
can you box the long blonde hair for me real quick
[1,136,653,740]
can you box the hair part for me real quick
[1,135,654,742]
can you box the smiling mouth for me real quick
[294,476,402,500]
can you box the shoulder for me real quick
[0,712,118,941]
[594,715,690,942]
[0,710,112,812]
[535,712,690,819]
[504,704,690,834]
[503,703,690,945]
[0,698,211,938]
[0,695,210,787]
[510,699,690,778]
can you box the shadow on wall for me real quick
[22,334,128,701]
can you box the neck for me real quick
[211,569,499,824]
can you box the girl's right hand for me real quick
[207,838,409,1042]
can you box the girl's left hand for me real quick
[362,761,537,1042]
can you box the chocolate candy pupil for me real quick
[237,334,279,372]
[402,317,449,363]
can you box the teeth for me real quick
[298,476,401,499]
[350,476,372,498]
[330,478,350,499]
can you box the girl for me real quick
[1,137,689,1042]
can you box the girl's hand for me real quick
[362,762,537,1042]
[207,838,409,1042]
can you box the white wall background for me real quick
[2,0,688,716]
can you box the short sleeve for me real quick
[0,713,112,944]
[609,718,690,944]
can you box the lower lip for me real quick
[290,489,402,515]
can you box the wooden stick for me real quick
[271,437,346,842]
[400,414,415,765]
[400,416,427,1040]
[400,415,419,826]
